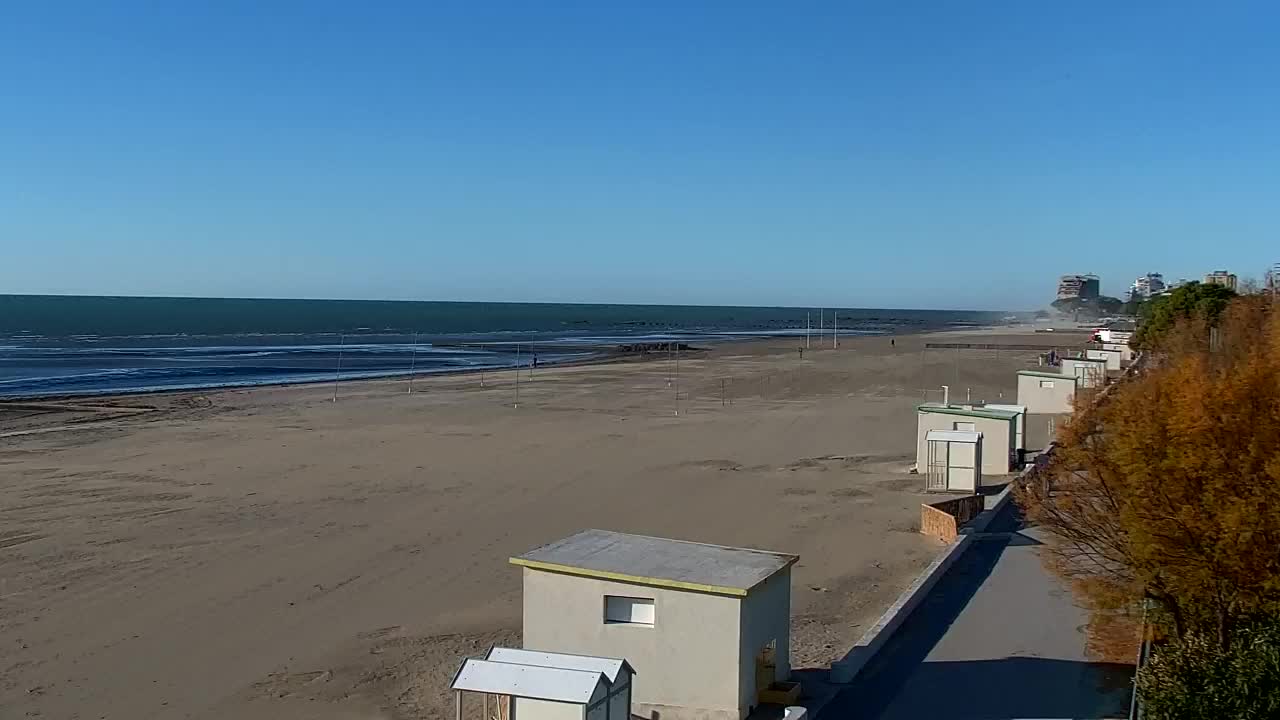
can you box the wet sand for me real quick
[0,329,1077,719]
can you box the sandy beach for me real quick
[0,328,1083,720]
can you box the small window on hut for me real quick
[604,596,654,626]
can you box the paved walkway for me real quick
[822,506,1133,720]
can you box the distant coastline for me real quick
[0,295,1016,399]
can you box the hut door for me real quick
[948,441,977,492]
[925,440,948,491]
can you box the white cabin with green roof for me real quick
[916,403,1019,477]
[1017,370,1078,414]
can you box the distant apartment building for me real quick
[1268,263,1280,295]
[1129,273,1166,299]
[1204,270,1238,291]
[1057,274,1101,301]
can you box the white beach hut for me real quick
[1061,356,1108,388]
[916,404,1018,476]
[922,429,982,493]
[451,648,635,720]
[1017,370,1078,414]
[1085,347,1123,371]
[1103,342,1135,364]
[512,529,799,720]
[982,403,1027,461]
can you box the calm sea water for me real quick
[0,295,1012,398]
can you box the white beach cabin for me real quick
[982,403,1027,461]
[451,648,634,720]
[1103,342,1135,365]
[1061,356,1108,389]
[916,404,1018,476]
[1016,370,1078,414]
[1085,347,1123,371]
[922,429,982,493]
[512,529,798,720]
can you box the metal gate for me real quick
[926,439,948,491]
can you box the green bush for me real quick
[1136,618,1280,719]
[1132,282,1236,351]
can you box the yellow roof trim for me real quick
[509,557,752,597]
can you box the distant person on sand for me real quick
[891,338,895,347]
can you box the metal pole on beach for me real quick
[806,312,810,349]
[514,343,521,408]
[332,334,345,403]
[833,311,838,349]
[408,332,418,394]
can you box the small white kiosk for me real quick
[451,647,636,720]
[1085,347,1123,371]
[1017,370,1078,414]
[922,429,982,493]
[1103,342,1135,364]
[1062,356,1108,388]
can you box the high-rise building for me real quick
[1057,274,1100,301]
[1129,273,1166,299]
[1204,270,1238,291]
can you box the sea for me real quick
[0,295,1015,399]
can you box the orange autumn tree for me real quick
[1018,296,1280,647]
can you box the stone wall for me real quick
[919,494,985,542]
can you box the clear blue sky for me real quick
[3,1,1277,310]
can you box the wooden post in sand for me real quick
[408,332,418,394]
[332,334,345,403]
[513,344,521,408]
[833,311,838,349]
[806,312,810,349]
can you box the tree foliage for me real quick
[1132,282,1237,351]
[1136,617,1280,720]
[1017,296,1280,645]
[1051,295,1125,318]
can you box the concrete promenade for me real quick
[822,504,1133,720]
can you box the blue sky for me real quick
[2,1,1277,310]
